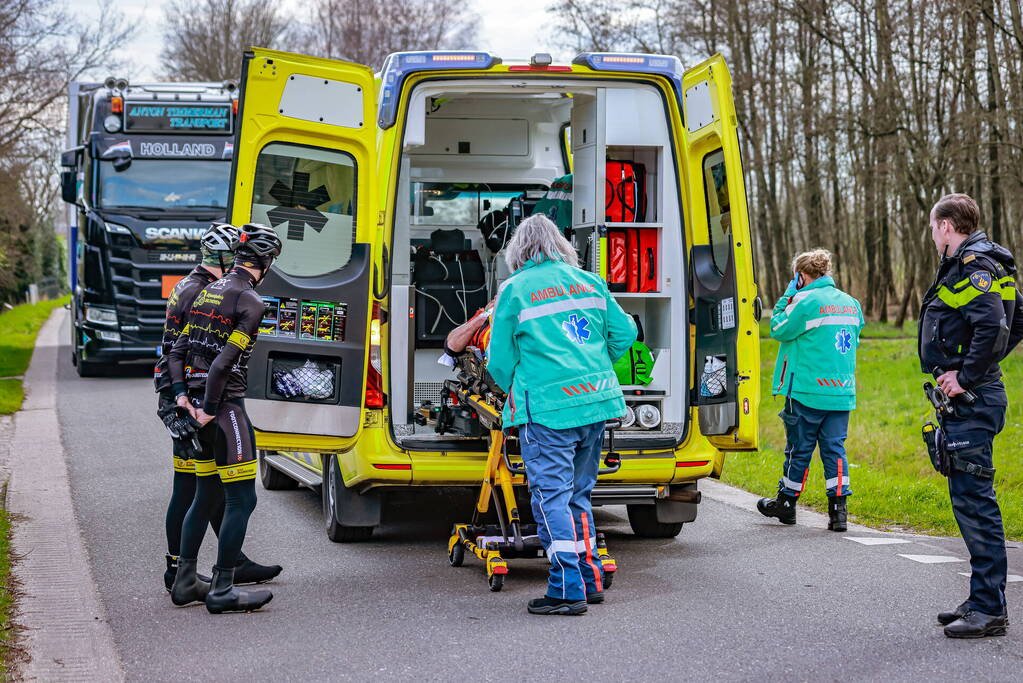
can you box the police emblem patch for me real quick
[563,314,591,344]
[969,270,992,292]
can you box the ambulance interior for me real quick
[389,79,693,449]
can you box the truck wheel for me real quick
[322,454,375,543]
[258,451,299,490]
[74,348,101,378]
[627,504,684,538]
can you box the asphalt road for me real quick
[56,318,1023,681]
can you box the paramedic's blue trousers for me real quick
[520,421,605,601]
[778,398,852,498]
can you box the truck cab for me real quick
[61,79,239,376]
[229,49,760,542]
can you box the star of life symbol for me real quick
[835,327,852,354]
[563,314,591,345]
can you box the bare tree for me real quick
[297,0,481,70]
[160,0,292,81]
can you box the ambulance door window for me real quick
[250,143,356,277]
[703,149,731,275]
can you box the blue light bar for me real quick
[572,52,684,102]
[377,51,500,129]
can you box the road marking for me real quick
[899,554,964,564]
[959,572,1023,583]
[844,536,912,546]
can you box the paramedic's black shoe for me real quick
[234,555,282,584]
[170,558,210,606]
[164,554,211,592]
[527,596,587,615]
[937,601,969,626]
[586,591,605,605]
[757,494,797,525]
[205,566,273,614]
[943,611,1008,638]
[827,496,848,532]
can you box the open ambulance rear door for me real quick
[229,48,378,451]
[680,55,760,451]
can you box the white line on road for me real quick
[958,572,1023,583]
[844,536,913,546]
[898,554,965,564]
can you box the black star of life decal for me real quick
[267,172,331,241]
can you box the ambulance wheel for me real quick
[448,543,464,567]
[627,504,684,538]
[488,573,504,592]
[258,451,299,490]
[323,454,374,543]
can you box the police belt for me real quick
[922,422,995,480]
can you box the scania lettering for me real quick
[228,49,760,542]
[60,78,239,376]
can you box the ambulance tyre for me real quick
[322,454,375,543]
[627,504,684,538]
[258,451,299,490]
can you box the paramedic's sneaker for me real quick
[586,591,605,605]
[756,494,797,525]
[527,596,587,615]
[943,611,1008,638]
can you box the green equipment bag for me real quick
[613,315,654,386]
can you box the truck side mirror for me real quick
[60,147,82,168]
[60,170,78,205]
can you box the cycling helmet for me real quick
[200,222,240,269]
[236,223,283,257]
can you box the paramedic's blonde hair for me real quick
[504,214,579,272]
[792,249,832,279]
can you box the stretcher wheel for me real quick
[448,543,464,567]
[603,571,614,589]
[488,573,504,592]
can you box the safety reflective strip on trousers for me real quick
[782,476,805,492]
[581,511,602,592]
[518,296,607,323]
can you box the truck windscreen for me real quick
[97,159,230,210]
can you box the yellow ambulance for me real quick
[228,48,760,542]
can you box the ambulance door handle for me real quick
[373,245,390,300]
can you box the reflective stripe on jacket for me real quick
[487,258,638,429]
[769,276,864,410]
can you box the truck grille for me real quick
[108,243,193,345]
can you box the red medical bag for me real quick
[605,161,646,222]
[607,228,628,292]
[607,227,658,293]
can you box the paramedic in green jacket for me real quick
[757,249,864,531]
[488,214,637,615]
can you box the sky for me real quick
[67,0,569,81]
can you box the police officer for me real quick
[168,224,284,614]
[155,223,280,595]
[919,193,1023,638]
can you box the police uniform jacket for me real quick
[919,231,1023,389]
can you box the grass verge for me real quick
[0,297,69,415]
[0,507,24,679]
[722,334,1023,539]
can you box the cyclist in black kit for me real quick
[168,224,283,614]
[155,223,281,598]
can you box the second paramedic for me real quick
[487,214,637,616]
[757,249,863,531]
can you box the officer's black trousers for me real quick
[943,382,1008,616]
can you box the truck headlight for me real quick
[84,305,118,327]
[104,221,132,235]
[97,330,121,342]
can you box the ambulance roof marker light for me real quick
[377,50,500,129]
[571,52,684,103]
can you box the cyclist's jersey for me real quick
[154,266,217,394]
[168,269,264,414]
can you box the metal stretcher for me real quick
[442,348,620,592]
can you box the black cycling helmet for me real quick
[235,223,283,257]
[200,222,240,269]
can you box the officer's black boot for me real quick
[234,553,283,584]
[944,610,1008,638]
[164,554,212,592]
[827,496,848,532]
[756,493,797,525]
[205,565,273,614]
[170,558,211,606]
[937,601,969,626]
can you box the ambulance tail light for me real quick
[572,52,683,101]
[366,302,385,408]
[377,51,500,129]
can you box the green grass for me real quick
[0,509,21,678]
[723,333,1023,539]
[0,297,68,415]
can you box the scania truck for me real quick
[60,78,239,376]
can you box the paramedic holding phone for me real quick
[757,249,863,532]
[487,215,637,615]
